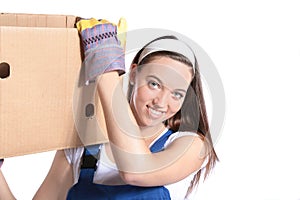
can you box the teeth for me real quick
[149,107,163,116]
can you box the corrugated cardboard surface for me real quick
[0,13,76,28]
[0,13,108,158]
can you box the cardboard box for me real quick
[0,13,108,158]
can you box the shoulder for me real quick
[164,130,208,168]
[167,131,209,170]
[164,131,200,148]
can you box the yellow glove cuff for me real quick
[117,17,127,50]
[76,17,127,49]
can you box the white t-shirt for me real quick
[65,129,206,200]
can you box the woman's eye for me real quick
[148,81,160,89]
[172,92,184,100]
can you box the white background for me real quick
[1,0,300,199]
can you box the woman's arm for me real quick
[0,169,16,200]
[33,150,73,200]
[97,72,205,186]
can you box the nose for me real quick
[152,90,169,108]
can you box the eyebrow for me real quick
[147,75,163,85]
[146,75,188,94]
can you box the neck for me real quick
[140,123,166,140]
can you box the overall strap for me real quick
[79,144,101,182]
[150,129,174,153]
[81,144,100,169]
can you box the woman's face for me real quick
[130,56,193,127]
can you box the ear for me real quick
[129,64,137,85]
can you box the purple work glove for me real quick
[77,18,125,85]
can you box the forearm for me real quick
[33,150,73,200]
[0,170,16,200]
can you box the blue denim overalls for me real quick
[67,129,174,200]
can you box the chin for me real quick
[138,120,153,127]
[144,119,166,128]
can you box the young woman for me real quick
[2,18,218,199]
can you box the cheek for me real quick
[169,101,182,114]
[132,85,152,106]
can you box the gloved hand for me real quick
[76,18,127,85]
[0,159,3,168]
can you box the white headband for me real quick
[138,38,196,72]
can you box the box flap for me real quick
[0,13,76,28]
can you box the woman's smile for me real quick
[146,105,166,119]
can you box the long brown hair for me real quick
[127,35,218,197]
